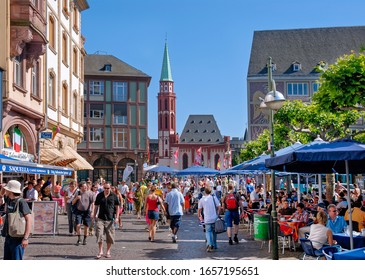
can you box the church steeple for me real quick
[158,41,176,166]
[160,41,173,82]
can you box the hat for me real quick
[318,202,326,209]
[4,180,22,194]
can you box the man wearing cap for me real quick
[0,180,32,260]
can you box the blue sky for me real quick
[82,0,365,140]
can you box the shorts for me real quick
[96,219,115,244]
[170,215,182,230]
[148,210,159,220]
[75,210,92,227]
[224,210,240,227]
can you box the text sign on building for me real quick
[40,132,52,139]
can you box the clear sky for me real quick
[82,0,365,140]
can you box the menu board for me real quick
[31,201,58,235]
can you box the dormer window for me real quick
[194,129,199,133]
[292,62,301,72]
[100,64,112,72]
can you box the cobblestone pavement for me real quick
[0,212,303,260]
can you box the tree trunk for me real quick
[326,174,335,203]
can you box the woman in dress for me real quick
[133,183,144,219]
[111,186,124,229]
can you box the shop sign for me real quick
[2,148,34,162]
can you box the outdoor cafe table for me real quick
[333,247,365,260]
[278,220,305,241]
[333,233,365,250]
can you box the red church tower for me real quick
[157,42,177,166]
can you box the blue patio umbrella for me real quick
[176,165,218,176]
[148,165,177,174]
[235,141,304,172]
[265,138,365,249]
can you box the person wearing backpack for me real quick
[222,182,242,245]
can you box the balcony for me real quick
[10,0,47,66]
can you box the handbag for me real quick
[8,198,31,238]
[212,195,227,234]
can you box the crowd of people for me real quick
[1,174,365,260]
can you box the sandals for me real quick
[95,253,103,259]
[105,253,112,258]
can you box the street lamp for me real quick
[260,57,286,260]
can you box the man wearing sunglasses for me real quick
[326,204,347,233]
[93,182,120,259]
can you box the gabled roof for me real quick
[179,115,223,144]
[160,42,173,82]
[85,54,151,81]
[248,26,365,77]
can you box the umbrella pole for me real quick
[318,174,323,203]
[345,160,354,250]
[297,173,301,203]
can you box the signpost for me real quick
[40,132,52,139]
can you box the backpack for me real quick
[225,192,238,210]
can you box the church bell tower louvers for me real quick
[157,41,177,166]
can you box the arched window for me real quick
[164,99,168,110]
[214,154,220,169]
[49,16,56,50]
[183,153,189,169]
[62,81,68,115]
[164,114,168,129]
[171,115,174,130]
[165,149,168,157]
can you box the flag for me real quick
[217,159,221,170]
[52,126,60,140]
[194,147,202,165]
[4,133,12,148]
[122,166,134,181]
[174,148,179,165]
[13,127,21,152]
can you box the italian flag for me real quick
[13,127,21,152]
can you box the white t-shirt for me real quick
[198,195,220,224]
[118,184,129,196]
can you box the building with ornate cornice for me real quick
[1,0,91,183]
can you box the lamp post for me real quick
[260,57,286,260]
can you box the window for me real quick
[165,99,168,110]
[113,128,127,148]
[14,55,24,87]
[113,82,127,101]
[287,83,308,96]
[48,71,56,107]
[89,127,103,142]
[49,16,55,50]
[62,82,68,114]
[164,115,168,129]
[312,82,320,93]
[113,104,127,124]
[62,33,68,64]
[31,60,40,97]
[73,5,79,31]
[62,0,69,14]
[90,104,104,119]
[73,92,77,119]
[293,63,301,71]
[89,81,104,95]
[73,47,78,75]
[83,126,87,142]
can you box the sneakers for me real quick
[172,235,177,243]
[228,238,233,245]
[82,239,87,245]
[206,245,212,252]
[76,240,81,246]
[234,236,239,244]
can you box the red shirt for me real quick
[146,196,159,212]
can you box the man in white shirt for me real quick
[23,181,38,209]
[118,180,129,198]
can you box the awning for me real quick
[40,144,77,166]
[0,154,73,176]
[62,146,94,171]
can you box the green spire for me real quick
[160,41,173,82]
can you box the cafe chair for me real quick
[322,245,342,260]
[299,238,325,260]
[345,220,359,232]
[278,223,296,254]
